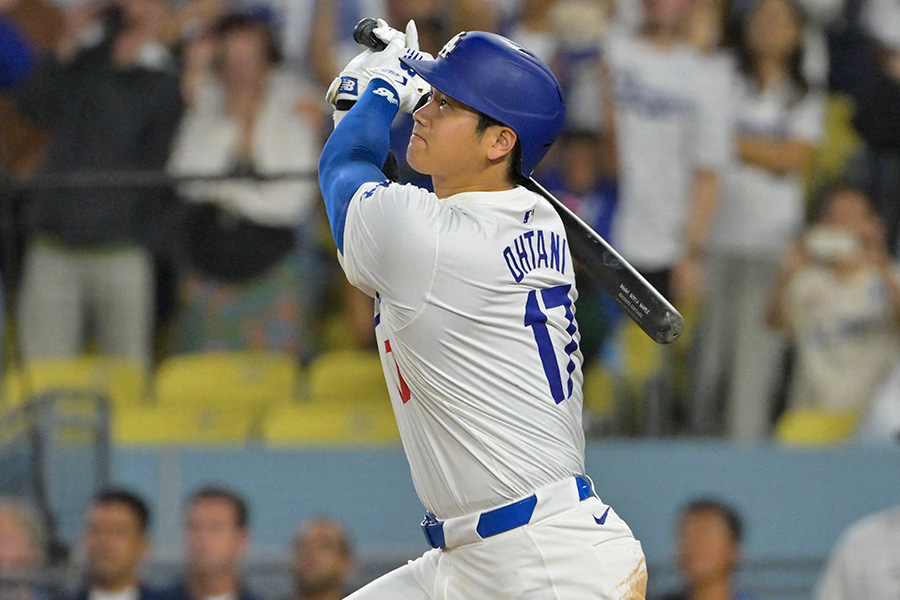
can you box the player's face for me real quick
[406,89,506,185]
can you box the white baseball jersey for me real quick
[339,181,586,519]
[815,505,900,600]
[605,30,733,269]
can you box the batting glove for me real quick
[326,20,417,110]
[369,47,432,114]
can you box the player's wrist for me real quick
[368,70,428,114]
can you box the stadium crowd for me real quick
[0,0,899,595]
[0,0,898,442]
[0,488,358,600]
[2,487,898,599]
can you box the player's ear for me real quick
[486,127,517,162]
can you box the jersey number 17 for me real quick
[525,284,578,404]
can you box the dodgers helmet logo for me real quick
[439,32,467,59]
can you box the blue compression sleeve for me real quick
[318,78,399,253]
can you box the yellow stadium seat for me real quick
[582,362,616,420]
[263,401,399,445]
[153,352,298,410]
[305,350,389,404]
[617,321,664,385]
[774,408,860,445]
[113,404,261,444]
[806,93,863,196]
[1,356,148,408]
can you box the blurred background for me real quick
[0,0,899,598]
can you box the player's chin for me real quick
[406,143,429,174]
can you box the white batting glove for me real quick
[369,46,432,114]
[326,20,429,114]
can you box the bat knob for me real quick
[653,311,685,345]
[353,18,388,51]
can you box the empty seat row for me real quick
[0,351,399,445]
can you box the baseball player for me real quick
[318,20,647,599]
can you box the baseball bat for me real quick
[522,179,684,344]
[351,18,684,344]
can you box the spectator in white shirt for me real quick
[694,0,824,439]
[603,0,733,305]
[815,504,900,600]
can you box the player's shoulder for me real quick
[353,180,442,213]
[350,180,446,230]
[354,179,434,203]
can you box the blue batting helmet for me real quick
[400,31,565,176]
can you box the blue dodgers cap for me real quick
[401,31,566,176]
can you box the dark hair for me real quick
[807,182,875,224]
[215,10,283,65]
[681,499,743,543]
[475,112,528,185]
[728,0,809,101]
[188,486,249,530]
[92,489,151,534]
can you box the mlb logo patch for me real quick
[339,76,358,95]
[523,209,535,224]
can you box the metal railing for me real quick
[0,393,111,563]
[0,169,317,193]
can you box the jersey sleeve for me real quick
[339,180,442,320]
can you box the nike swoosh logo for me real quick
[594,507,611,525]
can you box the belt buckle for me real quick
[421,513,445,549]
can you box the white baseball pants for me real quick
[346,479,647,600]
